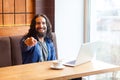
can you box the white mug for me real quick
[52,60,63,67]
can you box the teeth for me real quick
[37,27,45,30]
[39,28,42,29]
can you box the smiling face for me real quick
[35,16,47,37]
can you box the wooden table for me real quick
[0,60,120,80]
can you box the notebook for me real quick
[63,42,95,67]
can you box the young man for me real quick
[20,14,56,64]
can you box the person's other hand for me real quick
[24,37,37,46]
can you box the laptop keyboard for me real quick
[66,60,76,64]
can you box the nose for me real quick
[39,23,44,28]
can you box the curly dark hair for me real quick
[26,14,53,41]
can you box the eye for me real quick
[36,22,40,25]
[42,22,46,25]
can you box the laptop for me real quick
[63,42,95,67]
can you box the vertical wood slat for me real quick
[3,0,14,25]
[0,14,2,25]
[15,0,26,24]
[0,0,2,13]
[0,0,2,25]
[15,14,25,24]
[3,0,14,13]
[4,14,14,25]
[26,0,35,25]
[26,0,34,13]
[15,0,25,13]
[26,14,34,24]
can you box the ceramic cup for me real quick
[52,60,63,68]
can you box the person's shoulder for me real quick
[21,35,27,40]
[20,35,30,43]
[45,38,53,43]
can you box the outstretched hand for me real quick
[24,37,37,46]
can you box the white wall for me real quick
[55,0,84,60]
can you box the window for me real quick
[87,0,120,79]
[90,0,120,44]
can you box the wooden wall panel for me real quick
[37,8,53,15]
[0,0,35,36]
[0,0,2,13]
[36,0,54,8]
[15,14,25,24]
[15,0,25,12]
[35,0,55,31]
[4,14,14,25]
[26,0,34,12]
[0,26,29,36]
[3,0,14,13]
[0,0,35,26]
[0,14,2,25]
[26,14,34,24]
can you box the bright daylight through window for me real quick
[89,0,120,79]
[90,0,120,43]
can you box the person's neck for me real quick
[39,37,44,43]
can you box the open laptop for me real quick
[63,42,96,67]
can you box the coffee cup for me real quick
[52,60,63,68]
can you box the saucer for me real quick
[50,65,65,70]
